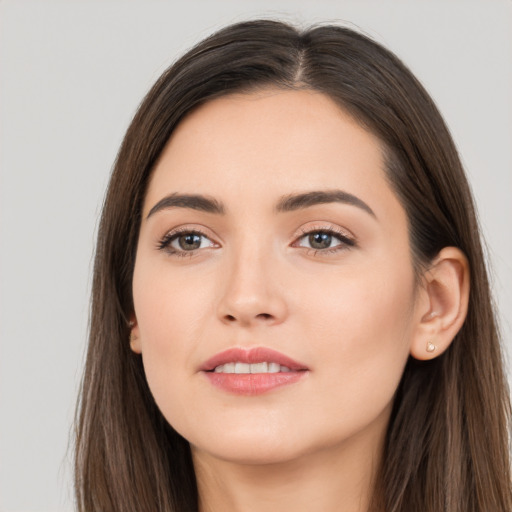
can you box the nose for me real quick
[216,246,288,328]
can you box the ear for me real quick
[128,315,142,354]
[410,247,470,361]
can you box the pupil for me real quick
[309,232,331,249]
[179,234,201,250]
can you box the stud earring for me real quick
[426,341,436,353]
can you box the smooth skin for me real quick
[130,89,469,512]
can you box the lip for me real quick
[200,347,308,372]
[200,347,309,396]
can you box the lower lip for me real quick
[203,371,307,395]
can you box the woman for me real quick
[74,20,512,511]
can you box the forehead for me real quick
[144,88,398,219]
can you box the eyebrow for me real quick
[275,190,376,218]
[146,189,375,219]
[147,193,225,218]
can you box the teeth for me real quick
[234,362,251,374]
[224,362,235,373]
[212,362,292,374]
[268,362,280,373]
[251,362,268,373]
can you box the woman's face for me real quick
[132,89,423,465]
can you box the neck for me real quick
[192,409,388,512]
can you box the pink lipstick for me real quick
[200,347,309,395]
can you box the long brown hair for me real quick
[75,20,512,511]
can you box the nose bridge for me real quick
[217,232,287,326]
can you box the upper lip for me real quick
[200,347,309,372]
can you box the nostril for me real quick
[221,312,277,324]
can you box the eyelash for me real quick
[293,226,356,255]
[157,225,356,258]
[157,227,216,258]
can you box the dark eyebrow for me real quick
[146,193,225,219]
[275,190,376,218]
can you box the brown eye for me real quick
[294,228,355,253]
[308,232,334,249]
[177,233,203,250]
[158,230,216,255]
[298,231,342,250]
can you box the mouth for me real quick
[200,347,309,395]
[212,362,293,374]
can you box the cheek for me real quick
[133,256,214,344]
[298,262,415,417]
[131,259,217,423]
[316,274,414,347]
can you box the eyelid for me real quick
[292,222,356,242]
[156,224,221,255]
[290,222,357,252]
[159,223,220,241]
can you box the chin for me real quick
[187,420,353,469]
[195,439,310,467]
[184,422,311,465]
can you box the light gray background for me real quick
[1,1,511,510]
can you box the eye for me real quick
[158,229,217,256]
[294,228,355,253]
[301,231,339,250]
